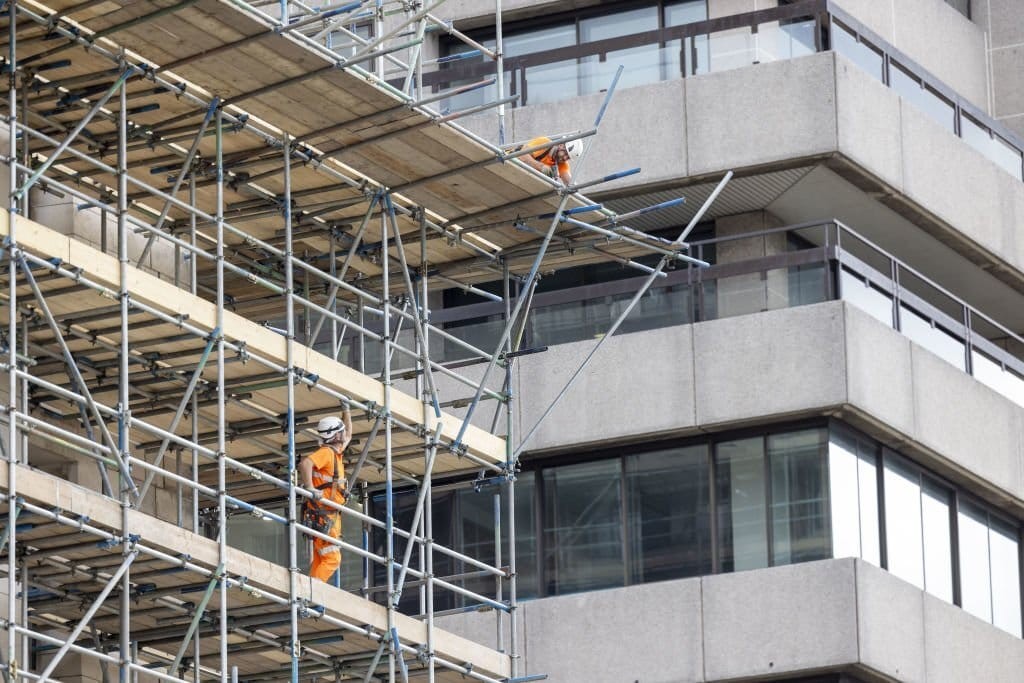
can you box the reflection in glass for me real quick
[899,305,966,370]
[828,428,880,565]
[580,7,659,94]
[770,430,830,565]
[958,501,993,623]
[990,517,1022,637]
[840,270,893,327]
[512,472,539,599]
[543,459,624,594]
[884,457,925,589]
[971,350,1024,409]
[626,446,711,583]
[716,438,768,572]
[890,63,955,133]
[921,481,953,603]
[831,22,883,82]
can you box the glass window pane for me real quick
[990,517,1022,637]
[884,457,925,589]
[858,448,881,566]
[971,350,1024,409]
[543,459,624,595]
[716,437,768,572]
[921,481,953,603]
[992,135,1024,181]
[831,22,883,82]
[958,501,993,623]
[512,472,539,599]
[459,488,500,605]
[841,270,893,327]
[665,0,707,26]
[580,8,659,94]
[770,429,830,565]
[828,428,880,565]
[626,445,711,583]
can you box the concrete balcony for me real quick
[437,558,1024,683]
[461,49,1024,305]
[507,300,1024,513]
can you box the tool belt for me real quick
[301,500,337,537]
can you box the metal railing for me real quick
[426,0,1024,181]
[405,219,1024,409]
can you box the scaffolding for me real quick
[0,1,721,681]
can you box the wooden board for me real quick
[1,463,511,681]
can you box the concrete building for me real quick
[0,1,1022,682]
[417,1,1024,681]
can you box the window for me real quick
[626,445,711,582]
[828,427,880,566]
[958,500,1022,636]
[543,459,625,594]
[439,1,709,108]
[882,455,954,601]
[363,421,1023,640]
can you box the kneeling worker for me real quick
[299,407,352,582]
[520,137,581,186]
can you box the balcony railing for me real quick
[328,219,1024,410]
[421,0,1024,182]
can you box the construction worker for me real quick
[520,136,581,185]
[299,408,352,583]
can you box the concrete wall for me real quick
[973,0,1024,139]
[462,51,1024,284]
[832,0,988,112]
[514,301,1024,512]
[438,558,1024,682]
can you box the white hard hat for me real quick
[564,139,582,161]
[317,415,345,442]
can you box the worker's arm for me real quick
[557,161,572,186]
[340,406,352,451]
[298,456,318,498]
[522,154,548,174]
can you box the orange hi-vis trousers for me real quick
[310,510,341,582]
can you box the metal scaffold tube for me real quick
[283,132,301,683]
[6,3,19,679]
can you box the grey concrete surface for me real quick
[506,78,687,192]
[922,592,1024,683]
[439,559,1024,682]
[693,302,847,427]
[516,324,695,453]
[899,99,1024,269]
[843,304,916,440]
[910,342,1024,498]
[988,0,1024,48]
[702,560,859,680]
[992,44,1024,118]
[685,54,838,177]
[834,54,905,193]
[523,579,704,683]
[856,561,927,683]
[889,0,988,111]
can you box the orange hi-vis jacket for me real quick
[307,444,345,582]
[526,136,570,179]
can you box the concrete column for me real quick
[713,210,786,318]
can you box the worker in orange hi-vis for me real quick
[520,136,582,185]
[298,407,352,583]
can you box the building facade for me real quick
[414,0,1024,681]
